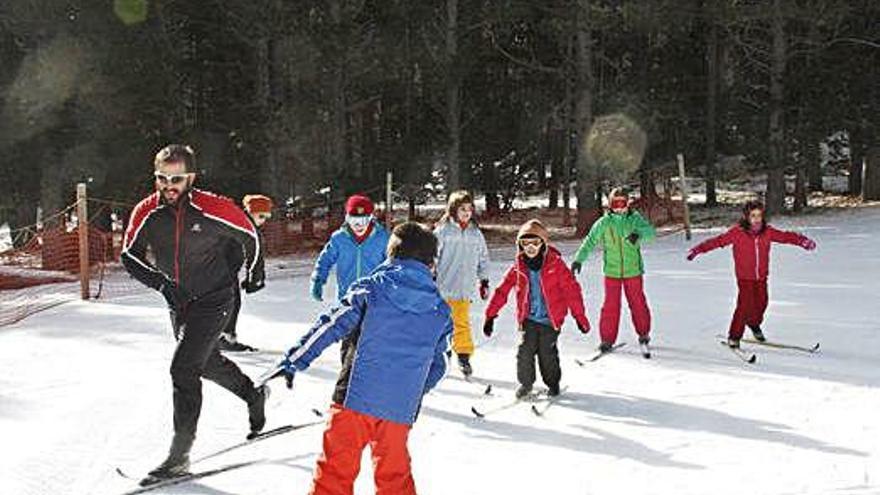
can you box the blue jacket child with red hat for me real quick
[310,194,391,302]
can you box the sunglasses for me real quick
[518,238,544,248]
[154,172,189,185]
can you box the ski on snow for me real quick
[471,389,557,418]
[575,343,626,366]
[117,409,325,490]
[740,338,820,354]
[116,460,260,494]
[530,386,570,417]
[462,375,495,397]
[719,341,757,363]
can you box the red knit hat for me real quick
[243,194,274,215]
[345,194,374,215]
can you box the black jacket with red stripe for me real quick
[121,189,265,299]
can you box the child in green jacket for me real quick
[572,188,656,356]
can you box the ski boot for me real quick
[727,337,741,349]
[247,385,269,439]
[457,354,473,378]
[749,325,766,342]
[218,334,258,352]
[515,384,533,399]
[140,433,193,486]
[547,383,561,397]
[638,335,652,359]
[598,341,613,353]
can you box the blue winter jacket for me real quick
[287,258,453,425]
[311,222,390,301]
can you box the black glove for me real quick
[626,232,640,244]
[578,323,590,335]
[479,279,490,300]
[571,261,582,275]
[242,277,265,294]
[159,281,188,311]
[483,317,495,338]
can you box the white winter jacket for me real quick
[434,219,490,300]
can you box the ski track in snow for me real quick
[1,207,879,494]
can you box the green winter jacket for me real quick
[573,211,656,279]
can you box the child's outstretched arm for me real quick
[485,265,517,319]
[767,226,817,250]
[687,227,736,260]
[573,216,608,265]
[476,229,490,284]
[425,318,454,393]
[561,267,591,334]
[631,211,657,243]
[309,237,340,300]
[284,280,368,371]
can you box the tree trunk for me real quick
[806,134,823,191]
[445,0,461,191]
[864,146,880,201]
[704,2,719,206]
[257,36,283,201]
[328,0,347,182]
[765,0,787,215]
[848,130,864,196]
[574,0,596,235]
[793,164,807,211]
[483,162,500,214]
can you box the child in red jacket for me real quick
[483,220,590,399]
[687,200,816,348]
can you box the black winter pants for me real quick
[169,287,256,441]
[219,285,242,340]
[516,319,561,389]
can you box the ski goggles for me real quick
[346,214,372,230]
[254,212,272,222]
[154,172,189,185]
[610,197,628,210]
[518,237,544,248]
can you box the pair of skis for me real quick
[471,386,568,418]
[117,410,325,493]
[574,342,631,366]
[719,336,820,364]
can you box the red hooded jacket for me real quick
[691,224,809,281]
[485,246,590,331]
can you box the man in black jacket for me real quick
[121,144,268,484]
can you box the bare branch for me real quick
[488,27,562,75]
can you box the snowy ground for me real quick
[1,206,879,495]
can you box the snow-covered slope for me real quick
[1,207,878,495]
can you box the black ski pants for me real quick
[516,319,561,389]
[219,284,242,340]
[168,287,256,441]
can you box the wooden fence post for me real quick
[77,183,90,300]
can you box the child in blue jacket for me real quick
[280,222,451,495]
[310,194,390,361]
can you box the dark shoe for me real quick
[749,325,766,342]
[515,384,533,399]
[727,337,741,349]
[547,383,561,397]
[457,354,473,377]
[219,335,258,352]
[145,433,193,481]
[599,341,613,353]
[248,385,269,435]
[638,335,650,345]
